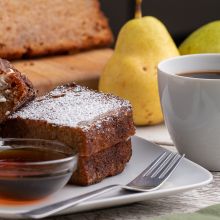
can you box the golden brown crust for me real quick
[71,139,132,185]
[82,107,134,155]
[0,0,113,60]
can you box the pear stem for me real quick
[135,0,142,19]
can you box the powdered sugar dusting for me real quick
[11,84,131,129]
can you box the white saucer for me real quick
[0,136,212,219]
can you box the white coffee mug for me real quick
[158,54,220,170]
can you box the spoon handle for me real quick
[23,184,119,219]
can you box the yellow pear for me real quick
[179,20,220,55]
[99,0,179,125]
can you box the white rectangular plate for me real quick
[0,136,213,219]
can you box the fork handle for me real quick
[23,184,120,219]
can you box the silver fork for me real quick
[21,151,185,219]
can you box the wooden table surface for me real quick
[42,126,220,219]
[13,49,113,96]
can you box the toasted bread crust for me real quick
[0,0,113,60]
[71,139,132,185]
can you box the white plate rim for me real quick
[59,136,213,215]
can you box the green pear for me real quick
[179,21,220,55]
[99,3,179,125]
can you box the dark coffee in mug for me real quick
[178,71,220,79]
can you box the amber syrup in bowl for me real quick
[0,138,77,201]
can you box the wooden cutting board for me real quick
[12,49,113,96]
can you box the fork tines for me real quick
[143,152,184,179]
